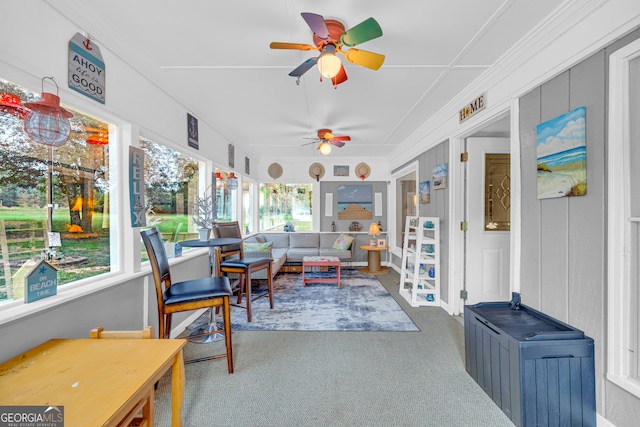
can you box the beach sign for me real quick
[536,106,586,199]
[25,260,58,303]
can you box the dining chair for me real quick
[141,226,234,373]
[213,221,274,322]
[90,326,154,339]
[89,326,155,427]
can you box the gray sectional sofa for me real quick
[243,232,356,279]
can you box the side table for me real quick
[359,245,390,275]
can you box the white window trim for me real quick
[607,37,640,398]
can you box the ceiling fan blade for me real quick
[330,140,346,148]
[340,17,383,47]
[343,48,385,70]
[301,140,319,146]
[331,64,348,87]
[331,135,351,142]
[301,12,330,40]
[288,57,318,77]
[270,42,316,51]
[324,131,335,140]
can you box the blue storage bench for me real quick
[464,299,595,427]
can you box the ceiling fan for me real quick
[302,128,351,155]
[270,12,384,88]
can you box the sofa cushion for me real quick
[332,233,354,250]
[319,248,353,260]
[244,236,260,244]
[263,233,289,248]
[287,247,319,261]
[243,241,273,252]
[290,233,319,248]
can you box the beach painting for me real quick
[433,163,448,190]
[419,181,430,204]
[536,106,587,199]
[337,185,372,219]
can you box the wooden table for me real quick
[359,245,390,275]
[0,338,186,426]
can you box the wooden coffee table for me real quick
[302,256,341,287]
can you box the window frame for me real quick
[607,37,640,398]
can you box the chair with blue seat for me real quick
[213,221,274,322]
[141,226,234,373]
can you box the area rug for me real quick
[188,269,419,332]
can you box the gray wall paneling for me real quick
[418,141,449,305]
[519,27,640,426]
[519,88,542,308]
[538,71,570,319]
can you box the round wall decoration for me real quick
[355,162,371,180]
[308,162,325,181]
[268,162,283,180]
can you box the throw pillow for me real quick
[332,233,354,251]
[243,241,273,252]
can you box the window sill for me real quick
[607,373,640,399]
[0,247,209,327]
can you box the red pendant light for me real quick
[23,77,73,147]
[0,93,30,119]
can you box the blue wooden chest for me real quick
[464,301,595,427]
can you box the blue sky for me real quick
[536,106,586,158]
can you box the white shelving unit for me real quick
[399,216,440,307]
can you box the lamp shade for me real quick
[368,222,381,236]
[24,92,73,147]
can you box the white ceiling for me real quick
[49,0,564,162]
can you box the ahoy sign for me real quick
[68,33,105,104]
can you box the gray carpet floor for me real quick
[154,269,514,426]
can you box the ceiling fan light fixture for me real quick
[317,45,342,79]
[319,141,332,155]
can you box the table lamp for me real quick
[368,222,381,247]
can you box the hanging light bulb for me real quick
[319,141,332,155]
[23,77,73,147]
[227,172,238,190]
[317,45,342,79]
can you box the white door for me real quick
[465,137,510,305]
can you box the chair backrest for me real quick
[213,221,243,258]
[90,326,154,339]
[140,227,171,313]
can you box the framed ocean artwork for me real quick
[536,106,586,199]
[419,181,430,204]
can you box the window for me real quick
[215,169,237,222]
[608,39,640,398]
[259,183,312,231]
[1,77,113,304]
[242,179,254,234]
[140,136,202,244]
